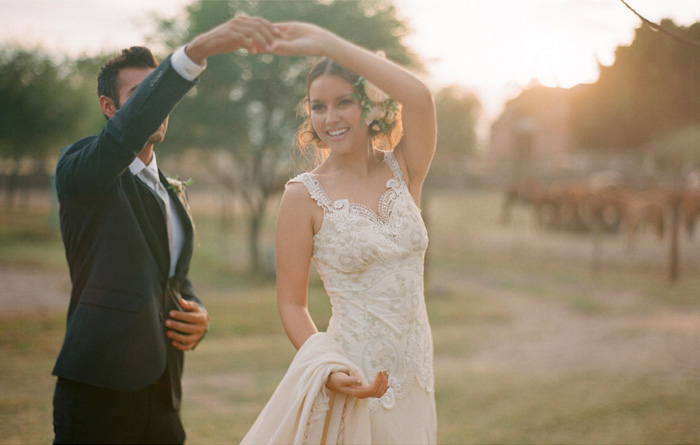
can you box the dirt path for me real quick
[0,266,71,315]
[434,268,700,379]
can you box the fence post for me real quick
[668,189,682,284]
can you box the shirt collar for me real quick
[129,152,159,177]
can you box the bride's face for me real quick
[308,74,368,152]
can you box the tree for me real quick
[156,0,422,274]
[0,47,97,206]
[652,124,700,177]
[570,20,700,152]
[429,85,481,186]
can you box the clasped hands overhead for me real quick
[185,16,336,65]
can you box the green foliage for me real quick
[652,124,700,175]
[0,46,104,208]
[429,84,481,185]
[0,47,99,160]
[570,20,700,151]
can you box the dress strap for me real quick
[287,173,334,211]
[384,151,403,181]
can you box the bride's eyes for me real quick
[310,98,354,112]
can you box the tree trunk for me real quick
[248,207,262,275]
[668,190,682,284]
[5,165,19,209]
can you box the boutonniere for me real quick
[166,176,193,210]
[166,176,198,243]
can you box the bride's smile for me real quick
[327,127,349,138]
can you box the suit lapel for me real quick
[158,170,194,276]
[127,172,170,278]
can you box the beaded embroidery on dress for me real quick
[288,151,436,443]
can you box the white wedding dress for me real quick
[289,151,436,444]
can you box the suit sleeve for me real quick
[179,278,201,306]
[56,56,197,199]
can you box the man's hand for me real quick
[325,370,389,399]
[185,15,280,65]
[165,298,209,351]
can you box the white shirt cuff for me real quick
[171,46,206,81]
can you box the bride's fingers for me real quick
[348,371,389,398]
[359,372,388,398]
[326,370,391,399]
[369,370,390,397]
[273,21,303,36]
[273,22,292,35]
[270,22,322,47]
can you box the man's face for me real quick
[115,67,169,144]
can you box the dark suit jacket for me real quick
[53,55,200,409]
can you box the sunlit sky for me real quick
[2,0,700,134]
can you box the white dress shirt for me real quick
[129,154,186,278]
[171,45,206,81]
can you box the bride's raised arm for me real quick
[271,22,437,199]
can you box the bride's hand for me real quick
[325,370,389,399]
[269,22,332,57]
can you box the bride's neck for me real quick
[323,148,383,177]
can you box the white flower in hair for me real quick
[351,51,399,132]
[364,103,387,126]
[363,80,390,104]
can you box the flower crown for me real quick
[351,76,399,133]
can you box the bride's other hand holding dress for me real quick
[326,369,390,399]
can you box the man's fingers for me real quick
[247,17,278,46]
[232,17,278,52]
[165,319,198,334]
[166,327,202,348]
[170,338,194,351]
[169,310,198,324]
[175,298,198,310]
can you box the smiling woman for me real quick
[237,20,439,444]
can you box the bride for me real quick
[242,21,437,444]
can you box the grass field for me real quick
[2,188,700,444]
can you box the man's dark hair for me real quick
[97,46,158,110]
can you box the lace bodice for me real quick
[288,152,434,413]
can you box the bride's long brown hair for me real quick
[294,58,402,165]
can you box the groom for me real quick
[52,16,278,444]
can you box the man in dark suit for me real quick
[52,16,279,444]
